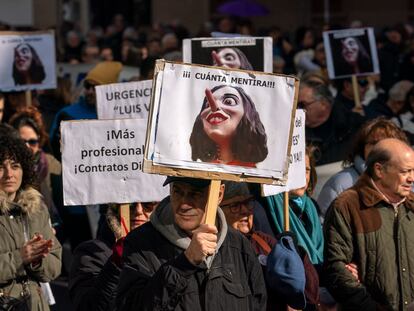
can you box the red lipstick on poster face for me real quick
[207,112,228,124]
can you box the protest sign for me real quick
[144,60,299,185]
[183,37,273,73]
[0,31,56,91]
[262,109,306,196]
[323,27,379,79]
[96,80,152,119]
[61,118,169,205]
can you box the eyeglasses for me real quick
[83,81,96,90]
[24,139,39,146]
[221,198,255,214]
[297,99,318,109]
[129,202,158,213]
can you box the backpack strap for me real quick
[251,232,272,255]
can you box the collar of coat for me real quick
[354,173,414,211]
[0,187,43,215]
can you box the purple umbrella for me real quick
[217,0,269,17]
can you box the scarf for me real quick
[265,193,324,265]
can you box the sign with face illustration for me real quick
[183,37,273,73]
[323,28,379,79]
[0,30,56,91]
[144,60,299,184]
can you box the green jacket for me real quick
[323,173,414,311]
[0,188,62,311]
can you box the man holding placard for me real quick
[117,177,267,311]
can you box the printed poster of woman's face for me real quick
[183,37,273,73]
[0,32,56,91]
[323,28,379,79]
[149,63,296,179]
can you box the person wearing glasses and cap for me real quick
[69,202,159,311]
[220,181,319,311]
[333,77,370,116]
[117,176,267,311]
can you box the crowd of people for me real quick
[0,13,414,311]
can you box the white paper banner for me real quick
[0,31,56,91]
[61,119,169,205]
[96,80,152,120]
[147,62,297,181]
[323,27,379,79]
[183,37,273,73]
[262,110,306,196]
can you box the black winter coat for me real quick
[69,239,121,311]
[117,222,267,311]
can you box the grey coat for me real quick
[317,156,365,222]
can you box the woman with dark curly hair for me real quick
[0,135,61,310]
[189,85,268,167]
[13,43,46,85]
[9,107,62,223]
[211,47,253,70]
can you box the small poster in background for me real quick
[0,31,56,91]
[323,27,379,79]
[262,110,306,196]
[61,119,169,205]
[96,80,152,120]
[183,37,273,72]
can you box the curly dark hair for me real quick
[189,85,268,164]
[12,43,46,85]
[0,135,36,190]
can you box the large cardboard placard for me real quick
[144,60,298,184]
[262,110,306,196]
[96,80,152,120]
[323,28,379,79]
[61,119,169,205]
[183,37,273,73]
[0,31,56,91]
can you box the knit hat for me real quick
[85,61,123,85]
[266,232,307,310]
[389,80,414,102]
[221,181,253,206]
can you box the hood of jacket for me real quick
[105,204,123,240]
[150,196,228,269]
[0,187,43,215]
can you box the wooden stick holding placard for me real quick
[204,180,221,225]
[283,191,290,231]
[25,90,32,107]
[351,75,361,110]
[120,203,130,237]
